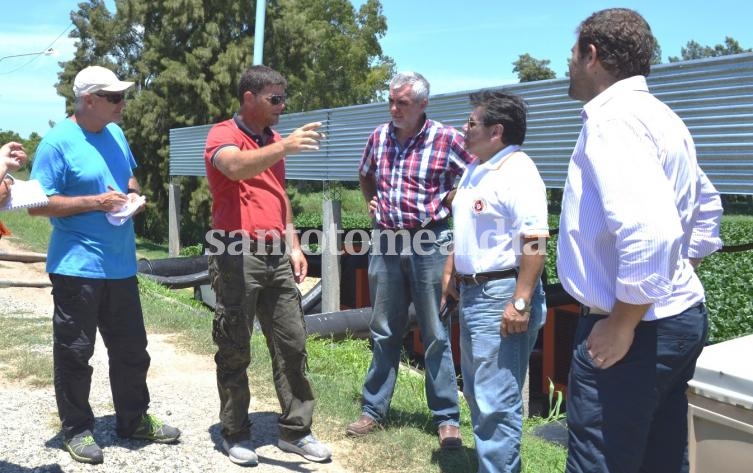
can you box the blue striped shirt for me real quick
[557,76,723,320]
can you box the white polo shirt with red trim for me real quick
[452,145,549,274]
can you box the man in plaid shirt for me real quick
[347,71,475,449]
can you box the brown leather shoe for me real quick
[438,424,462,449]
[346,415,380,437]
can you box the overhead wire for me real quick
[0,21,74,75]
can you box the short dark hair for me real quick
[237,65,287,104]
[469,90,527,145]
[576,8,655,79]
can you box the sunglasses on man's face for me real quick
[252,92,286,106]
[264,94,286,105]
[95,92,126,104]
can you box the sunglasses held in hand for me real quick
[439,296,458,322]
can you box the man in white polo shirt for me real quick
[442,90,548,473]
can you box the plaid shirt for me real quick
[359,117,474,229]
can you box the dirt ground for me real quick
[0,234,351,472]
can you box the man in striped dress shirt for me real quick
[557,8,723,473]
[346,72,475,448]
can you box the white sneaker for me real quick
[222,438,258,466]
[278,434,332,462]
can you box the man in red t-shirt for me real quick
[203,65,330,466]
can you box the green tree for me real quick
[0,130,43,164]
[668,37,752,62]
[58,0,393,244]
[23,132,43,160]
[651,41,662,65]
[512,54,556,82]
[0,130,23,145]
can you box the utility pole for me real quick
[253,0,266,65]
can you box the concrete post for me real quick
[321,182,342,313]
[168,179,181,257]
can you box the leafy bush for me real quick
[294,212,372,230]
[544,214,753,343]
[180,244,204,256]
[697,216,753,343]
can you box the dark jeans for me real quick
[566,303,708,473]
[50,274,151,440]
[209,251,314,443]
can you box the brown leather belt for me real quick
[455,268,518,286]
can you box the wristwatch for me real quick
[512,297,531,313]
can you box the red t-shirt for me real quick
[204,117,287,239]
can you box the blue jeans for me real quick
[360,222,460,427]
[459,277,546,473]
[566,303,708,473]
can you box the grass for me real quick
[0,209,52,253]
[0,315,53,386]
[114,279,570,471]
[0,211,170,261]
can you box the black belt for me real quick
[455,268,518,286]
[581,306,609,316]
[377,217,450,232]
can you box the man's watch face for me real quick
[514,298,527,311]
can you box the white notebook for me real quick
[0,179,49,211]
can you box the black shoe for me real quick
[64,430,104,464]
[129,414,181,444]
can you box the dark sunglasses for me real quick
[252,92,286,106]
[95,92,126,104]
[265,94,286,105]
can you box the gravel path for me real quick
[0,237,351,473]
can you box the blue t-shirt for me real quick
[31,119,138,279]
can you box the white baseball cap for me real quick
[73,66,134,97]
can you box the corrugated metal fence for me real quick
[170,53,753,194]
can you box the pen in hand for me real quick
[100,185,128,212]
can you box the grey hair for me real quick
[390,72,430,101]
[73,96,85,112]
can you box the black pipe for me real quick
[304,307,372,339]
[137,256,210,289]
[302,280,323,314]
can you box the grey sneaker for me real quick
[129,413,181,443]
[222,438,258,466]
[64,430,103,464]
[278,434,332,462]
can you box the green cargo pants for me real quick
[209,250,315,442]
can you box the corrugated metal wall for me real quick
[169,52,753,194]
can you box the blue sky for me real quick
[1,0,752,137]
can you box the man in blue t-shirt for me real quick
[30,66,180,465]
